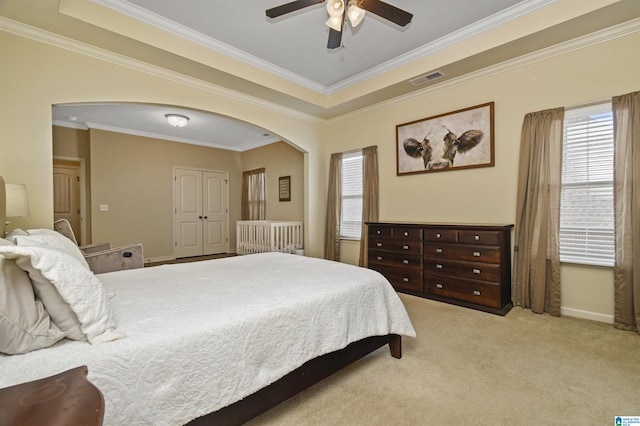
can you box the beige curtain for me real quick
[612,91,640,333]
[513,107,564,316]
[241,168,266,220]
[324,153,342,261]
[359,146,379,267]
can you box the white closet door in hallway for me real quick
[174,168,229,258]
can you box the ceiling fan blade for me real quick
[359,0,413,27]
[266,0,325,19]
[327,27,343,49]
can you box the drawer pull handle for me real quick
[377,256,383,260]
[473,290,481,296]
[376,242,382,247]
[436,283,443,289]
[436,233,441,238]
[403,278,409,282]
[475,235,480,241]
[403,245,409,250]
[436,264,443,269]
[436,248,443,253]
[377,230,381,235]
[404,231,409,236]
[473,251,481,257]
[473,268,481,274]
[403,260,409,264]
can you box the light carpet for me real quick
[247,294,640,425]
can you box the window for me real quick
[242,168,266,220]
[340,151,363,239]
[560,102,614,266]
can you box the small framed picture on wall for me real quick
[279,176,291,202]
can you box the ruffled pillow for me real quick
[15,228,90,270]
[0,243,125,344]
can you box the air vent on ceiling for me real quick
[409,71,445,86]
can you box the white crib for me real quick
[236,221,304,255]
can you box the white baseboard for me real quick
[561,307,614,324]
[144,255,175,264]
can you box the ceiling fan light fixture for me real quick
[347,2,365,27]
[326,0,344,17]
[326,16,343,32]
[165,113,189,127]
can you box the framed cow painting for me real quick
[396,102,494,175]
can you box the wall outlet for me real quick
[99,204,109,212]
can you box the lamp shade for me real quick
[347,3,365,27]
[326,16,343,32]
[165,114,190,127]
[326,0,344,17]
[5,183,30,217]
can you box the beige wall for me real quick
[326,30,640,322]
[51,129,305,261]
[89,129,244,260]
[240,141,305,222]
[0,31,326,257]
[52,126,92,242]
[2,23,639,322]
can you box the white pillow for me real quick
[16,229,90,270]
[0,244,125,344]
[0,254,67,354]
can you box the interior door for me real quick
[175,169,203,258]
[53,162,81,241]
[202,171,228,255]
[175,168,229,258]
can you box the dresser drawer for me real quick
[368,225,391,238]
[423,243,500,264]
[369,251,422,271]
[424,274,501,308]
[423,258,501,282]
[458,230,501,246]
[391,227,422,241]
[371,265,423,292]
[423,228,457,243]
[369,238,422,255]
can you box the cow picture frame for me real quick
[396,102,494,175]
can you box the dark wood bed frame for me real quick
[1,176,403,425]
[189,334,402,425]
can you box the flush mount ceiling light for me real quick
[165,114,190,127]
[266,0,412,49]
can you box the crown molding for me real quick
[92,0,328,93]
[325,0,554,93]
[94,0,553,95]
[0,16,324,126]
[84,121,267,151]
[330,16,640,123]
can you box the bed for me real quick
[0,177,416,425]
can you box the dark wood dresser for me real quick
[367,222,514,315]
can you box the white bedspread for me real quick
[0,253,415,425]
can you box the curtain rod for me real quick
[565,97,611,111]
[332,145,377,156]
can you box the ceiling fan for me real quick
[266,0,413,49]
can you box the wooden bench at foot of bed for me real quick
[188,334,402,426]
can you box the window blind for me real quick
[341,152,363,239]
[560,102,614,266]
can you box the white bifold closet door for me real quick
[174,168,229,258]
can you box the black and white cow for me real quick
[403,128,484,170]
